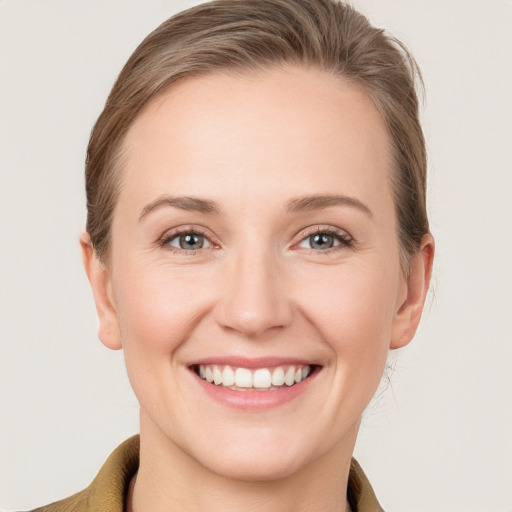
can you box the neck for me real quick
[128,411,358,512]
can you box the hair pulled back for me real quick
[86,0,429,266]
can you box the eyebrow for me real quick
[285,194,373,217]
[139,193,372,221]
[139,195,220,221]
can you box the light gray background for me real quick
[0,1,511,510]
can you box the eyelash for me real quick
[294,226,354,254]
[158,227,216,255]
[158,226,353,255]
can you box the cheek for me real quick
[113,262,213,356]
[111,263,217,416]
[296,261,399,366]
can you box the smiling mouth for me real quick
[192,364,316,391]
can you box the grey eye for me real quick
[297,232,343,251]
[309,233,337,250]
[169,233,211,250]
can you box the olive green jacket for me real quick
[29,435,384,512]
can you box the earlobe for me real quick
[80,232,122,350]
[390,234,435,349]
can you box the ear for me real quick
[390,234,435,349]
[80,232,122,350]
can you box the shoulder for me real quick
[0,492,87,512]
[23,490,89,512]
[16,436,140,512]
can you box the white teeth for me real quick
[253,369,272,389]
[271,367,285,386]
[197,364,312,389]
[222,366,235,386]
[284,367,296,386]
[235,367,253,388]
[213,366,222,385]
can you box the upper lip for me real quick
[188,356,321,369]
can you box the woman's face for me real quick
[87,66,429,481]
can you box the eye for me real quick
[296,228,352,251]
[162,231,213,251]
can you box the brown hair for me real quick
[86,0,429,266]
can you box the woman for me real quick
[29,0,434,510]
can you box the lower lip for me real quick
[191,369,318,411]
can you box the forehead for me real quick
[119,66,393,213]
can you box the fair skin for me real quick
[81,66,433,512]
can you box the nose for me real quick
[214,245,293,338]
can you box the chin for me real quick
[199,446,308,482]
[181,423,327,483]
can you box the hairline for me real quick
[96,63,412,274]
